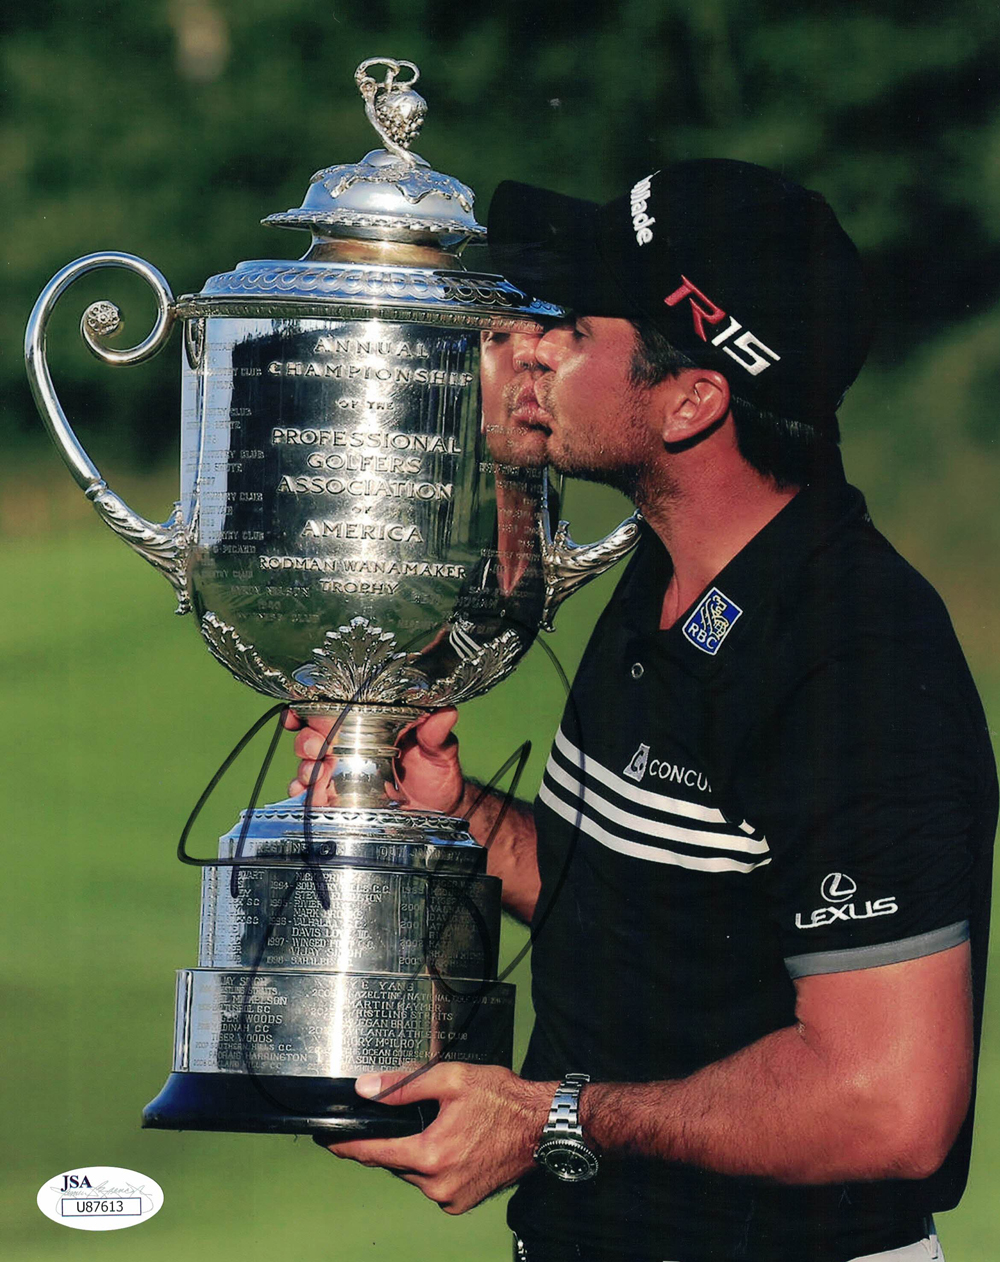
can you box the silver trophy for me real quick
[25,58,639,1139]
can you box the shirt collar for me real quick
[619,452,869,674]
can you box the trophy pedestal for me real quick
[143,1072,437,1139]
[142,803,515,1139]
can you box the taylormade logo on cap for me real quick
[630,175,656,245]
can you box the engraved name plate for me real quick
[174,969,515,1077]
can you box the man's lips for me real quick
[508,383,552,430]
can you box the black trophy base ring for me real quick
[142,1072,438,1140]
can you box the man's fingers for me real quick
[294,728,340,761]
[288,769,337,805]
[286,710,338,740]
[288,778,328,803]
[354,1064,466,1106]
[412,708,460,752]
[355,1069,428,1105]
[296,758,331,787]
[287,710,340,799]
[325,1138,420,1167]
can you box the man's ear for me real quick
[657,369,731,447]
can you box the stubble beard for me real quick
[552,451,643,499]
[544,391,666,505]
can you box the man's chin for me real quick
[489,429,551,469]
[547,451,640,498]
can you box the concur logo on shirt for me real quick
[623,743,651,781]
[682,587,743,656]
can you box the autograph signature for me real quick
[175,630,584,1124]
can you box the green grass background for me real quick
[4,430,999,1259]
[5,4,999,1253]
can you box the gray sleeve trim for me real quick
[783,921,970,980]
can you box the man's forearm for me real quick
[580,1025,899,1184]
[452,779,539,923]
[578,950,972,1185]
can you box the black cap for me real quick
[488,160,872,426]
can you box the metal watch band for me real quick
[534,1072,599,1182]
[542,1072,590,1140]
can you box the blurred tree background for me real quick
[4,4,1000,1261]
[4,0,1000,662]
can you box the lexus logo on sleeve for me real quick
[795,871,898,930]
[820,872,856,903]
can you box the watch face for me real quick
[536,1139,599,1182]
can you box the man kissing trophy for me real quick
[25,57,638,1140]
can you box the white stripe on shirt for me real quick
[544,754,769,855]
[555,728,732,825]
[538,781,772,874]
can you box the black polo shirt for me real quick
[508,463,996,1262]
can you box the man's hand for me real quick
[284,708,465,813]
[319,1063,553,1214]
[285,707,540,921]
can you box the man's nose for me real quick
[511,332,543,372]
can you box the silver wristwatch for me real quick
[533,1072,599,1182]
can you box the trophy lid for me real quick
[179,56,564,326]
[262,58,486,252]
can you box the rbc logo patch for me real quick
[682,587,743,656]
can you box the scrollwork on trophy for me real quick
[294,617,427,703]
[183,316,206,371]
[200,613,307,699]
[89,490,192,616]
[201,611,528,713]
[539,509,644,633]
[310,162,477,214]
[416,626,525,707]
[82,300,123,341]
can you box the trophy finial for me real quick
[264,55,484,250]
[355,58,427,166]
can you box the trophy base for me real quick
[142,1071,437,1140]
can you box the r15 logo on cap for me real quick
[665,276,781,377]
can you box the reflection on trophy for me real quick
[25,57,640,1140]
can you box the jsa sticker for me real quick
[37,1166,164,1232]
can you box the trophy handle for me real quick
[538,473,642,632]
[24,252,191,615]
